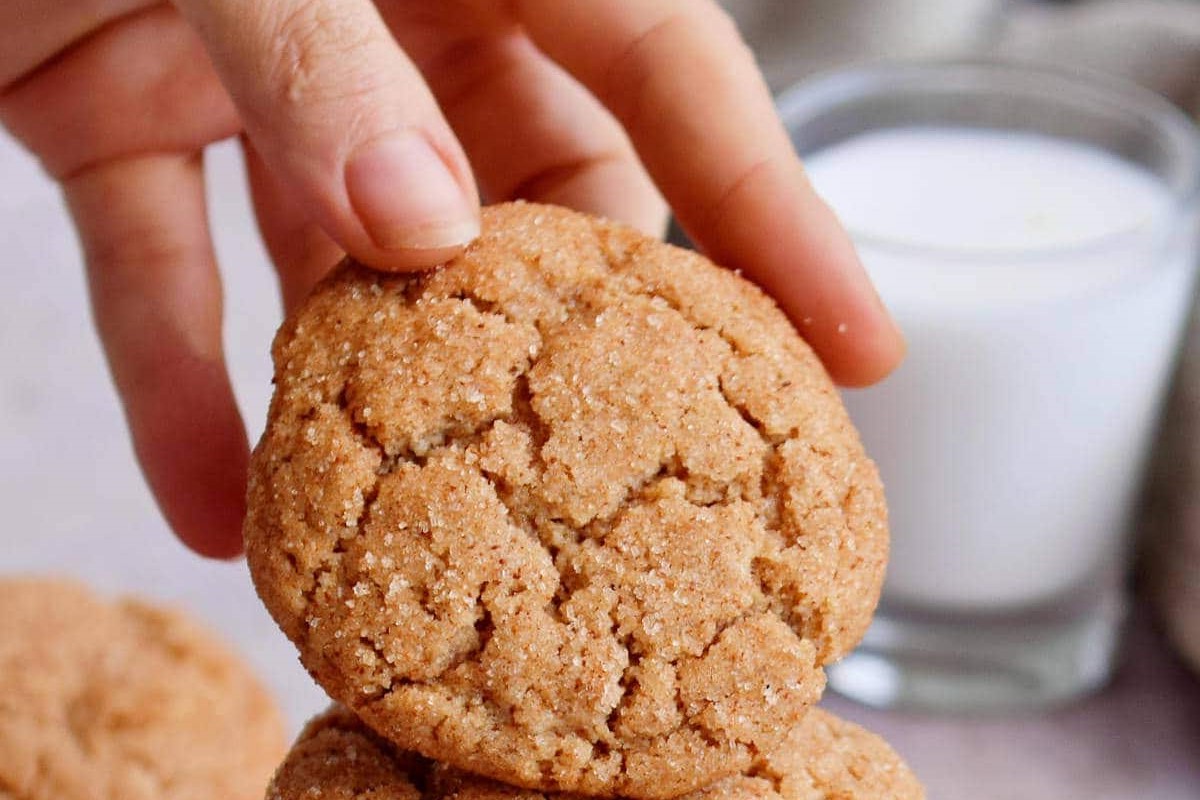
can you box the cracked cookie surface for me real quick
[0,577,288,800]
[246,202,888,799]
[269,706,922,800]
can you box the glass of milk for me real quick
[779,61,1200,711]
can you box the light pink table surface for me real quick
[825,615,1200,798]
[2,122,1198,798]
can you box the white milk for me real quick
[807,128,1197,611]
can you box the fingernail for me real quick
[345,132,479,252]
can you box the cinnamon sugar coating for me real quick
[246,202,887,798]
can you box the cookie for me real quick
[267,706,922,800]
[0,577,288,800]
[246,202,888,798]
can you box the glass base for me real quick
[827,589,1127,712]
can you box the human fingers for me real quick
[417,32,666,236]
[242,139,344,314]
[63,153,249,559]
[0,4,238,180]
[171,0,480,271]
[510,0,904,385]
[0,0,152,89]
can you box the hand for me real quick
[0,0,904,559]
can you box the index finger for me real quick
[511,0,904,386]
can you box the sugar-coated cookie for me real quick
[0,577,288,800]
[267,706,922,800]
[246,202,887,798]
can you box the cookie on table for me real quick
[0,577,288,800]
[268,706,922,800]
[246,201,888,798]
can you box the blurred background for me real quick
[722,0,1200,107]
[2,1,1199,798]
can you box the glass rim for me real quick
[777,58,1200,264]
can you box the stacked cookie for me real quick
[246,202,922,799]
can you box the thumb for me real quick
[172,0,480,270]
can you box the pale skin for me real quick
[0,0,904,558]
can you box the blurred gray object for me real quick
[1142,304,1200,679]
[718,0,1008,89]
[996,0,1200,110]
[721,0,1200,108]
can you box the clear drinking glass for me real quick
[778,61,1200,711]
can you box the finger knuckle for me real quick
[264,0,383,110]
[598,11,686,121]
[600,4,757,132]
[86,225,194,279]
